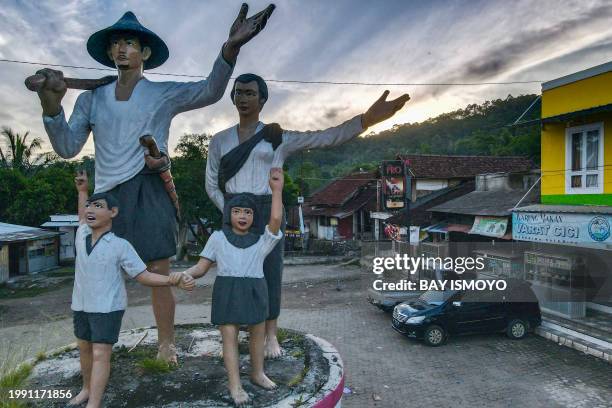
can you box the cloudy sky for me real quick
[2,0,612,157]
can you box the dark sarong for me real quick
[224,193,285,320]
[108,166,177,263]
[211,276,268,325]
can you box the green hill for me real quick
[286,94,541,194]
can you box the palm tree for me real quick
[0,127,57,173]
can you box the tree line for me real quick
[0,128,299,258]
[1,94,539,255]
[286,94,541,193]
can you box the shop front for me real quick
[512,206,612,340]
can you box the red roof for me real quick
[398,154,534,179]
[308,171,376,207]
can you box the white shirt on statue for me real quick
[205,115,365,210]
[43,52,234,193]
[72,224,147,313]
[200,225,283,278]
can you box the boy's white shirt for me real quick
[200,225,282,278]
[72,223,146,313]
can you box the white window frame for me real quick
[565,122,604,194]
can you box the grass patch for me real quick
[0,274,73,299]
[35,352,47,362]
[0,304,9,318]
[136,358,176,374]
[276,328,289,343]
[0,400,28,408]
[0,283,50,299]
[287,366,309,387]
[0,363,32,388]
[291,349,305,359]
[290,393,307,407]
[45,267,75,277]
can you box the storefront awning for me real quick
[542,103,612,124]
[423,222,448,233]
[447,224,472,233]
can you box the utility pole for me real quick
[404,161,412,246]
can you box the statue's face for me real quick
[233,81,263,115]
[230,206,254,234]
[107,33,151,70]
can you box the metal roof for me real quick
[428,189,539,217]
[542,60,612,91]
[542,103,612,122]
[512,204,612,215]
[41,221,80,227]
[0,222,62,242]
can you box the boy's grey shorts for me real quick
[73,310,125,344]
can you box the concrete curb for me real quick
[536,321,612,364]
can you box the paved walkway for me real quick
[1,264,610,407]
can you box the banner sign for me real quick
[512,212,612,249]
[470,216,508,238]
[382,160,405,210]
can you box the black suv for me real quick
[392,279,541,346]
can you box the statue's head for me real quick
[225,194,258,235]
[231,73,268,115]
[87,11,168,70]
[106,32,151,71]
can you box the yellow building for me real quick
[540,62,612,205]
[511,63,612,355]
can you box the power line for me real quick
[0,58,546,87]
[298,163,612,182]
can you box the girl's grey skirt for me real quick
[211,276,269,325]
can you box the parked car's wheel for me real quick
[506,319,528,339]
[423,325,446,346]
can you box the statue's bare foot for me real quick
[229,385,250,407]
[264,336,283,359]
[250,372,277,390]
[157,343,178,365]
[66,388,88,406]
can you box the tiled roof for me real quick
[386,181,475,226]
[308,172,376,207]
[398,154,535,179]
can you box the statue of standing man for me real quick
[206,73,409,357]
[33,4,275,363]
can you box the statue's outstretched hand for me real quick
[362,90,410,129]
[227,3,275,49]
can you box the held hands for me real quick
[362,90,411,129]
[74,170,88,193]
[226,3,275,51]
[169,272,196,291]
[35,68,68,117]
[269,167,284,192]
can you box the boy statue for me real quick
[71,170,194,407]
